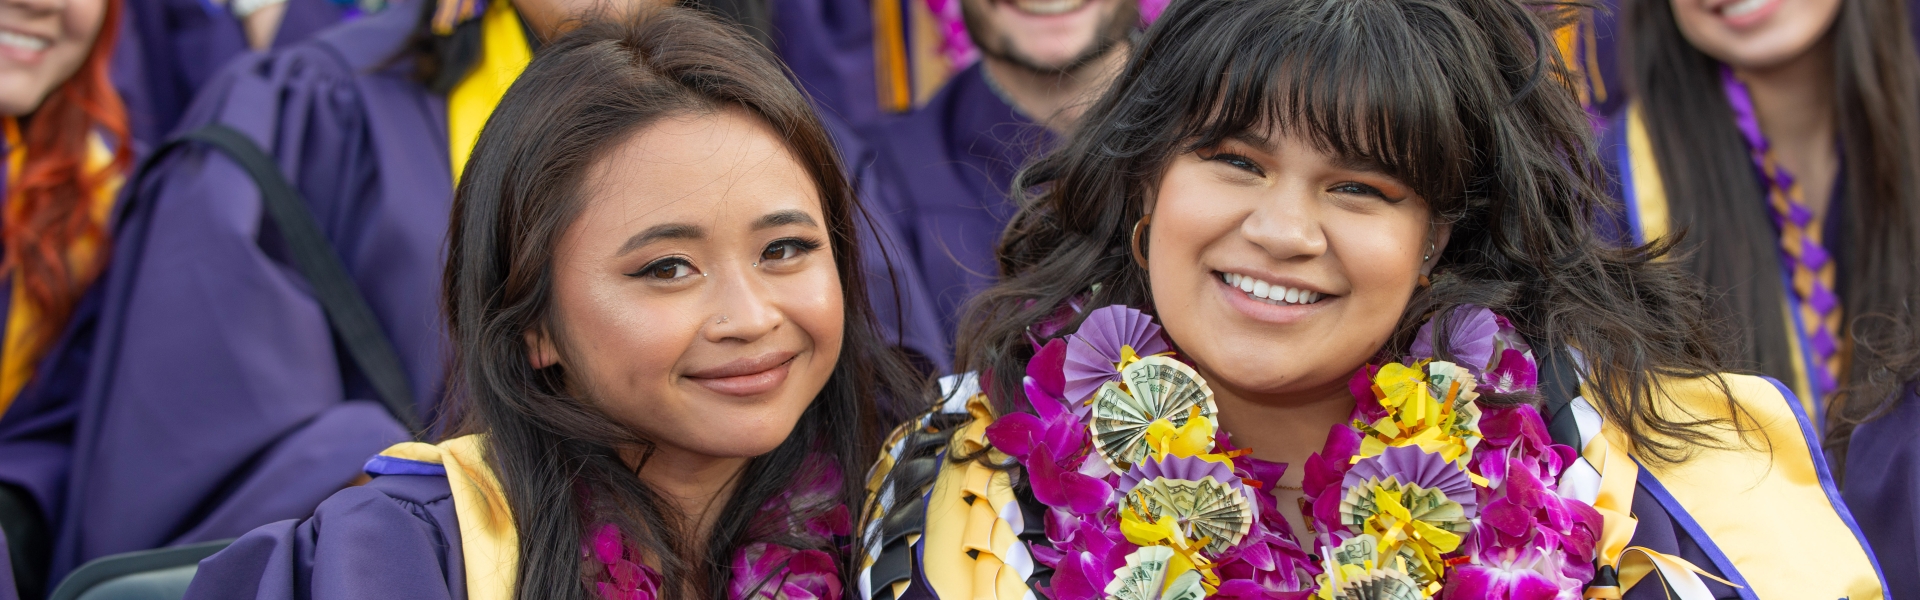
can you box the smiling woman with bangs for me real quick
[857,0,1884,598]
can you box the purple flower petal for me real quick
[1411,305,1500,373]
[1062,306,1172,403]
[1487,348,1539,393]
[984,413,1046,459]
[1029,337,1069,402]
[1029,445,1115,515]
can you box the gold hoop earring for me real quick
[1131,213,1153,269]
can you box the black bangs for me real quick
[1144,0,1508,212]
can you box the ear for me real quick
[1422,221,1453,275]
[525,326,560,369]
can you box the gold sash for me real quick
[376,435,519,600]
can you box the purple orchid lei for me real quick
[983,305,1601,599]
[587,456,852,600]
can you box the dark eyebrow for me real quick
[617,223,703,256]
[753,209,818,230]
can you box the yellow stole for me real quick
[0,117,121,414]
[446,0,533,184]
[1620,104,1818,413]
[375,435,519,600]
[918,393,1031,600]
[1582,374,1882,599]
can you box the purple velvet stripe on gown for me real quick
[771,0,883,130]
[110,0,347,146]
[182,472,468,600]
[1843,385,1920,598]
[56,1,444,580]
[865,63,1050,359]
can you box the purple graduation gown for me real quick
[772,0,885,130]
[55,1,442,580]
[182,462,468,600]
[1843,386,1920,597]
[864,63,1051,359]
[111,0,349,145]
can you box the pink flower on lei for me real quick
[588,524,662,600]
[986,338,1115,514]
[730,544,843,600]
[1442,546,1583,600]
[1411,306,1537,394]
[1468,405,1600,584]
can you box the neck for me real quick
[980,45,1128,134]
[1210,379,1355,482]
[1734,37,1841,219]
[623,444,749,549]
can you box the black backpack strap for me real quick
[143,123,419,432]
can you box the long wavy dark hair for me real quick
[944,0,1739,463]
[1621,0,1920,467]
[441,9,922,598]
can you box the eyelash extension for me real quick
[773,237,826,252]
[626,256,692,279]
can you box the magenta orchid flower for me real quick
[730,544,843,600]
[1443,547,1582,600]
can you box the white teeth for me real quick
[1721,0,1770,18]
[0,31,50,53]
[1219,272,1325,306]
[1011,0,1088,16]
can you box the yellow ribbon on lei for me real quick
[0,117,120,415]
[446,0,533,184]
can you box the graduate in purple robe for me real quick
[185,12,923,598]
[108,0,349,145]
[57,0,949,584]
[771,0,885,129]
[864,0,1139,360]
[55,0,503,580]
[0,0,136,595]
[1595,2,1920,594]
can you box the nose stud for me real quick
[717,316,729,324]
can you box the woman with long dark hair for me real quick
[1602,0,1920,590]
[0,0,132,596]
[182,8,922,600]
[860,0,1883,598]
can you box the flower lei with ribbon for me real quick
[587,456,853,600]
[983,305,1601,599]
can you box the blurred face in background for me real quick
[1669,0,1842,70]
[514,0,669,39]
[0,0,105,116]
[961,0,1138,74]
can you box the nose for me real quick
[1240,184,1328,261]
[703,267,782,344]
